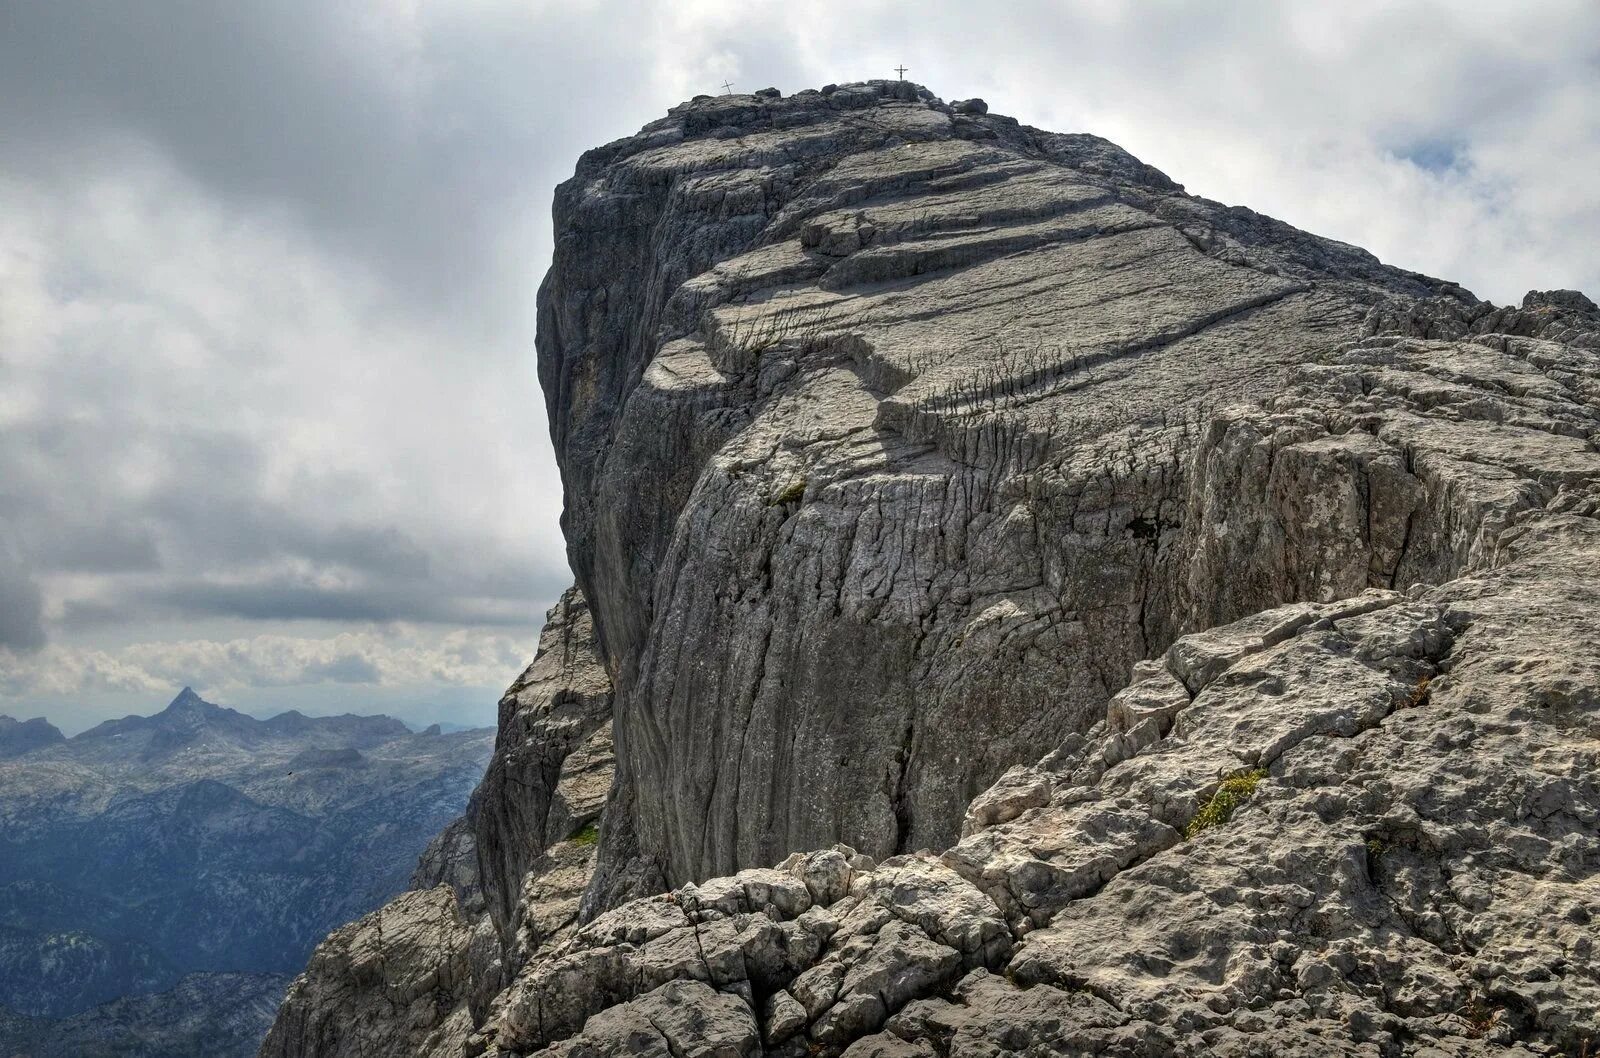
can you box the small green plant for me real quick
[772,476,807,505]
[1184,769,1268,839]
[570,822,600,847]
[1365,836,1386,860]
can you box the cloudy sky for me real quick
[1,1,1595,732]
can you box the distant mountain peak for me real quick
[166,686,208,710]
[161,687,256,722]
[69,693,424,751]
[0,713,66,758]
[152,688,241,733]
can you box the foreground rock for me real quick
[265,82,1599,1057]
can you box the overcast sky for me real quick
[1,1,1595,732]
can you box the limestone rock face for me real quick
[265,82,1600,1058]
[471,587,614,959]
[533,80,1525,897]
[257,887,482,1058]
[279,483,1600,1058]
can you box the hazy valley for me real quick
[0,690,492,1056]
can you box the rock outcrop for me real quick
[538,80,1481,897]
[470,588,615,958]
[265,82,1599,1057]
[261,588,615,1058]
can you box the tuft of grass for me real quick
[1405,675,1432,708]
[1462,995,1497,1038]
[1366,836,1386,860]
[570,822,600,847]
[1184,769,1268,839]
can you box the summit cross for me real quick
[721,80,734,95]
[894,65,908,80]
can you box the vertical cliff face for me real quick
[534,81,1501,898]
[264,83,1600,1058]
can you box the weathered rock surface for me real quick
[266,82,1599,1058]
[472,588,614,959]
[276,488,1600,1058]
[538,80,1488,897]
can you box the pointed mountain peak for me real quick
[169,686,204,708]
[161,687,228,718]
[156,687,236,727]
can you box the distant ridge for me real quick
[0,685,496,1054]
[71,688,422,753]
[0,715,64,758]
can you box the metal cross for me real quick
[894,65,908,80]
[721,80,734,95]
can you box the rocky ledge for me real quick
[264,81,1599,1057]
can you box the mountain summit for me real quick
[163,686,209,712]
[267,82,1600,1058]
[151,686,242,731]
[77,687,252,744]
[70,689,412,755]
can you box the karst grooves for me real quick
[535,81,1593,901]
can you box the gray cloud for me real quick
[0,1,663,312]
[0,562,46,652]
[147,573,549,627]
[0,624,533,726]
[0,0,1594,726]
[302,654,383,685]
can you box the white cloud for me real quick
[0,624,531,699]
